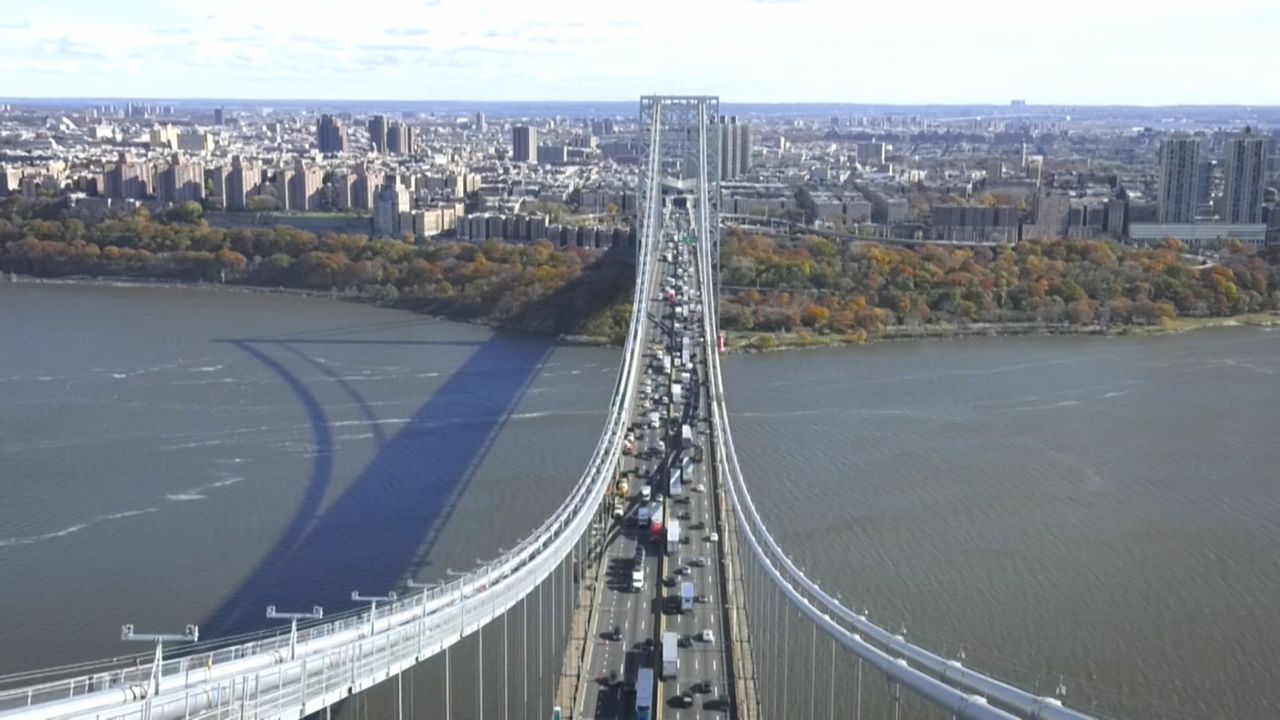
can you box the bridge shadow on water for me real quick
[202,259,635,637]
[202,330,551,636]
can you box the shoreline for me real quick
[8,273,1278,355]
[0,273,620,348]
[724,312,1280,353]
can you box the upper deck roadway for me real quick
[580,209,730,719]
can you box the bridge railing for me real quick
[0,103,669,720]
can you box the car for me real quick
[699,629,715,643]
[703,696,730,711]
[671,693,694,708]
[695,594,709,603]
[707,532,719,543]
[698,680,716,695]
[677,634,693,648]
[689,557,707,567]
[610,625,623,641]
[675,565,691,576]
[678,511,691,520]
[663,575,678,587]
[642,637,655,650]
[694,483,706,493]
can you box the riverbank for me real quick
[1,273,621,347]
[13,273,1279,356]
[724,311,1280,353]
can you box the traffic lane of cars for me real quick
[584,284,671,719]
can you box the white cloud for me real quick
[0,0,1277,103]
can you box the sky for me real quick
[1,0,1278,105]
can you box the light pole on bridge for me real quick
[119,623,199,698]
[265,605,323,661]
[351,590,397,638]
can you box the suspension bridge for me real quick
[0,96,1102,720]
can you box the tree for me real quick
[801,303,830,328]
[165,201,204,225]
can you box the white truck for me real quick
[661,631,679,680]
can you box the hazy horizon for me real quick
[5,96,1280,110]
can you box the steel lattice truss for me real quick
[639,95,721,288]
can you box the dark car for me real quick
[670,693,694,708]
[703,696,730,711]
[611,625,623,640]
[677,634,693,648]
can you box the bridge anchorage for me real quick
[0,96,1103,720]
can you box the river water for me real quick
[722,330,1280,719]
[2,283,1277,718]
[0,282,616,675]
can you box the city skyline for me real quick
[2,0,1278,106]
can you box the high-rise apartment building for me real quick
[289,159,323,210]
[155,153,204,204]
[368,115,387,153]
[213,107,224,125]
[386,122,414,155]
[475,112,486,132]
[274,167,292,210]
[717,116,751,179]
[149,125,180,151]
[1158,135,1200,224]
[373,177,411,237]
[351,165,375,210]
[318,114,348,154]
[103,152,151,200]
[225,155,259,210]
[1223,128,1266,224]
[719,116,738,179]
[330,174,353,210]
[204,165,229,208]
[177,130,214,153]
[512,125,537,163]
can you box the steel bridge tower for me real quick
[639,95,722,298]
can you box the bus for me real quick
[635,668,654,720]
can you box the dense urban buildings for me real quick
[1,100,1277,248]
